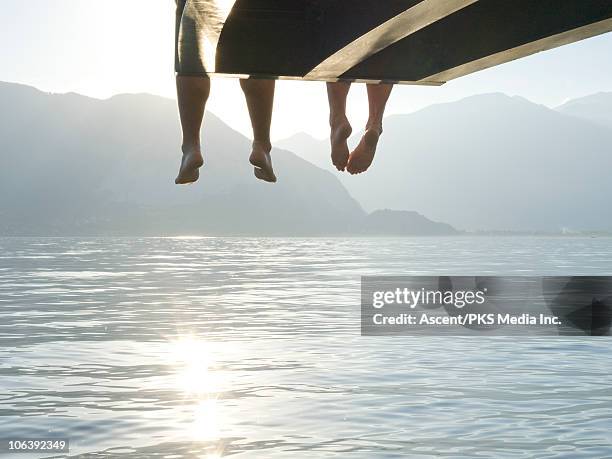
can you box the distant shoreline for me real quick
[1,233,611,238]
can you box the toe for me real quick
[332,158,347,171]
[254,167,277,183]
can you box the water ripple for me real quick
[0,237,611,457]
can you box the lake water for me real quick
[1,237,611,458]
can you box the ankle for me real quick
[252,139,272,153]
[182,142,201,154]
[330,115,350,128]
[365,121,383,135]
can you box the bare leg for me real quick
[240,78,277,183]
[326,82,353,171]
[175,75,209,184]
[347,83,393,175]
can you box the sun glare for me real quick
[192,398,221,441]
[167,336,231,443]
[170,337,220,395]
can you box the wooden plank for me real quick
[340,0,612,83]
[421,17,612,83]
[304,0,478,80]
[177,0,612,84]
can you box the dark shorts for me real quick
[175,0,208,76]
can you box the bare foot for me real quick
[250,140,277,183]
[330,120,352,171]
[346,128,381,175]
[175,146,204,185]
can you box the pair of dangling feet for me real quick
[175,122,381,184]
[175,140,276,185]
[330,120,382,175]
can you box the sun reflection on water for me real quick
[171,337,219,395]
[168,337,230,445]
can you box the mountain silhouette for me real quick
[279,93,612,232]
[0,81,455,236]
[557,92,612,129]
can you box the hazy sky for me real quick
[2,0,612,140]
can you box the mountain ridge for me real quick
[556,91,612,129]
[0,81,456,236]
[278,92,612,232]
